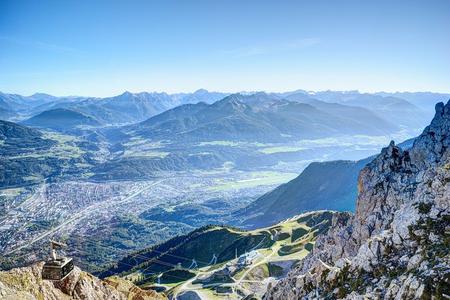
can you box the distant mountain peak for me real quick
[30,92,55,98]
[119,91,134,97]
[193,88,209,94]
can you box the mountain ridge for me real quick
[0,262,166,300]
[23,108,101,130]
[240,158,372,229]
[1,90,440,132]
[128,93,398,143]
[240,137,416,229]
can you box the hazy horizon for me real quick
[2,88,449,99]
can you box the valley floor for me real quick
[0,131,416,272]
[0,168,296,271]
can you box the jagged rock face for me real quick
[0,262,166,300]
[264,101,450,299]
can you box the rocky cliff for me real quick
[0,262,166,300]
[264,101,450,299]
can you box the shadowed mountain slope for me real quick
[240,158,372,228]
[23,108,100,130]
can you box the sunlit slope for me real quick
[101,211,334,287]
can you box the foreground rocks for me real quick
[0,262,166,300]
[264,101,450,299]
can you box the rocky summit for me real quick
[0,262,166,300]
[264,101,450,299]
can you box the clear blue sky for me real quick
[1,0,449,96]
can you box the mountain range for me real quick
[126,93,398,143]
[0,89,229,125]
[2,89,435,186]
[1,89,446,132]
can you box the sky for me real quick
[0,0,449,97]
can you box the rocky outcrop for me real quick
[264,101,450,299]
[0,262,166,300]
